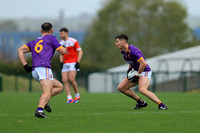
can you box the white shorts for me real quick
[32,67,53,81]
[140,71,152,80]
[62,63,79,72]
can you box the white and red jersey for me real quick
[60,37,81,63]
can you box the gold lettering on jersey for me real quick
[35,40,43,53]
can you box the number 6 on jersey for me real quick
[35,40,43,53]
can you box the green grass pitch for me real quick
[0,92,199,133]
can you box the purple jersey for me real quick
[121,44,151,71]
[24,35,62,70]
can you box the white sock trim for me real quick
[75,93,80,98]
[67,95,72,99]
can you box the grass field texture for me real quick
[0,92,200,133]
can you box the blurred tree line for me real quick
[0,0,199,75]
[0,20,18,31]
[81,0,199,71]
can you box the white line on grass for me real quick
[1,110,200,117]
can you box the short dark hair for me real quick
[41,22,52,33]
[115,34,128,43]
[60,28,69,33]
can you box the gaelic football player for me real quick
[59,28,83,103]
[18,22,67,118]
[115,34,168,110]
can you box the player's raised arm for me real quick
[17,45,30,66]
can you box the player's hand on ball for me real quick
[126,68,132,78]
[127,70,141,80]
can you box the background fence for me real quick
[88,71,200,93]
[0,70,200,93]
[0,72,89,92]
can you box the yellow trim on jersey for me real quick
[56,46,63,51]
[125,45,129,52]
[137,57,143,62]
[42,33,48,36]
[124,45,130,53]
[24,44,30,52]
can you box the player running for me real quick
[18,22,67,118]
[59,28,83,103]
[114,34,168,110]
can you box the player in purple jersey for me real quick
[115,34,168,110]
[18,22,67,118]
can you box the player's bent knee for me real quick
[58,82,63,89]
[57,83,63,92]
[139,88,147,95]
[58,87,63,93]
[118,86,124,92]
[57,85,63,93]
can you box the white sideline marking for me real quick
[86,110,200,116]
[0,110,200,117]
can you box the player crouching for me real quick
[115,34,168,110]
